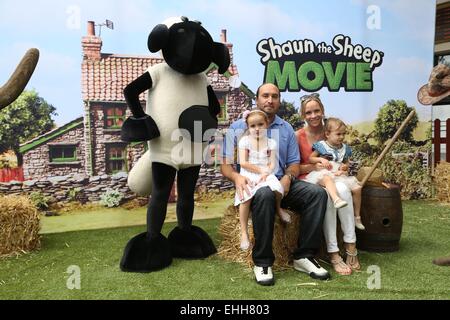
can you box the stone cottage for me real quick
[20,21,254,183]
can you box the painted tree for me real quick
[0,90,56,163]
[374,99,418,144]
[278,100,303,130]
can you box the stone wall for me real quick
[0,172,133,204]
[197,163,235,193]
[127,143,147,169]
[224,88,252,125]
[0,170,234,204]
[22,124,86,180]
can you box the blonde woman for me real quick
[295,94,360,275]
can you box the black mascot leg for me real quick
[120,162,176,272]
[168,165,217,259]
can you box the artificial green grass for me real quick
[40,198,229,234]
[0,200,449,300]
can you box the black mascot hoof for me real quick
[120,232,172,272]
[168,226,217,259]
[121,116,160,142]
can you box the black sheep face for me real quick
[148,17,230,75]
[165,20,213,74]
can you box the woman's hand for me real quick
[339,164,349,172]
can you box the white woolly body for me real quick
[128,62,209,196]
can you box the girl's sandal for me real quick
[355,216,366,230]
[346,249,361,271]
[330,256,352,275]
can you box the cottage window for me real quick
[106,144,127,174]
[49,146,77,163]
[105,107,126,129]
[436,3,450,44]
[216,92,227,121]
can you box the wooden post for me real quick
[433,119,441,165]
[434,119,441,166]
[447,119,450,163]
[361,110,416,187]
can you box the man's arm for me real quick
[220,124,251,200]
[279,126,301,194]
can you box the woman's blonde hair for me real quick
[299,94,325,119]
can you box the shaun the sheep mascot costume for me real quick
[120,16,230,272]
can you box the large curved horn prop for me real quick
[0,48,40,110]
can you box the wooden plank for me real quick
[434,119,441,165]
[447,119,450,163]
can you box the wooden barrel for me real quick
[356,185,403,252]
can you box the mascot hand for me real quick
[121,115,160,142]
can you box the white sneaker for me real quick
[253,266,275,286]
[293,257,331,280]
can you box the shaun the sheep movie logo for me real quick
[256,34,384,92]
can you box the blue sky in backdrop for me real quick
[0,0,436,126]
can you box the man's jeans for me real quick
[251,179,328,267]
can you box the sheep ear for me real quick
[212,42,230,74]
[147,24,169,53]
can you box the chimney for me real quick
[82,21,102,61]
[87,21,95,36]
[220,29,227,43]
[220,29,233,65]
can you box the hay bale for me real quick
[217,205,300,271]
[0,195,40,257]
[434,162,450,203]
[218,205,344,271]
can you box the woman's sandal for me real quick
[330,256,352,275]
[346,249,361,271]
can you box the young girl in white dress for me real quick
[235,110,291,250]
[305,117,365,230]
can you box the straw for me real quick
[0,195,41,257]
